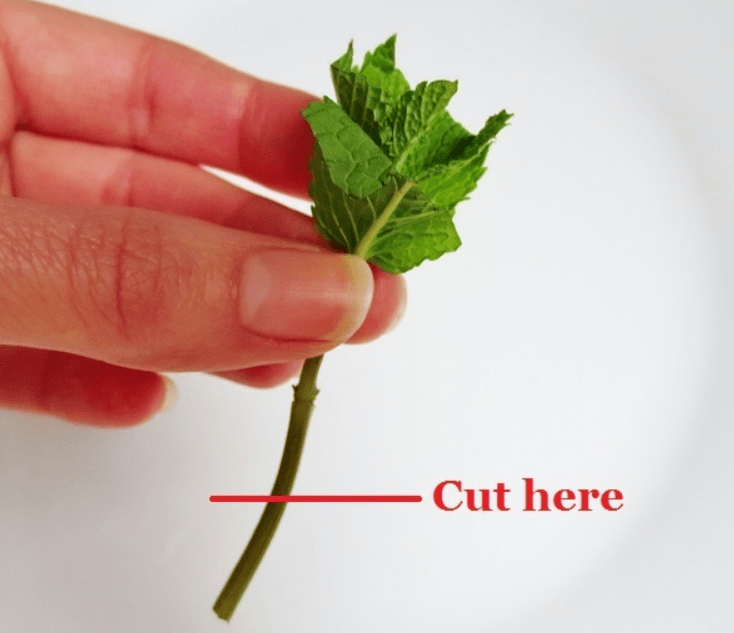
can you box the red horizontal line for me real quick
[209,495,423,503]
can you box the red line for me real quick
[209,494,423,503]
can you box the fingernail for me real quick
[240,250,374,341]
[159,376,178,413]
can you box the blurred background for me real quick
[0,1,732,631]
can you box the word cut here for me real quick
[433,478,624,512]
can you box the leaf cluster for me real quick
[303,36,511,274]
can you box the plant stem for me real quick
[213,167,412,622]
[213,354,324,622]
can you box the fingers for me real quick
[215,270,408,388]
[9,131,409,347]
[215,361,304,390]
[0,197,374,372]
[349,266,407,344]
[218,267,407,387]
[0,346,172,427]
[0,0,315,197]
[9,131,324,246]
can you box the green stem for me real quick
[213,354,324,622]
[213,170,411,622]
[354,179,416,259]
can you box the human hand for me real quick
[0,0,406,426]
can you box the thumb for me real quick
[0,197,373,371]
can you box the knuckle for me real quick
[127,35,160,148]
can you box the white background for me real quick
[0,1,732,631]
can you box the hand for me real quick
[0,0,407,427]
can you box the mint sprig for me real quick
[213,36,510,622]
[305,35,511,272]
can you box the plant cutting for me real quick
[213,34,511,621]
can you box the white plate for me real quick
[1,1,731,631]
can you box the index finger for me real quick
[0,0,315,197]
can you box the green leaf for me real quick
[458,109,514,159]
[363,34,396,71]
[386,80,459,176]
[417,147,489,209]
[362,177,461,273]
[309,146,458,273]
[303,37,510,274]
[302,98,392,198]
[360,35,410,98]
[330,37,409,146]
[367,207,461,274]
[330,66,385,146]
[331,42,357,72]
[331,40,355,74]
[416,110,514,208]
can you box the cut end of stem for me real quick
[213,601,235,622]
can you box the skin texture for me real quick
[0,0,407,426]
